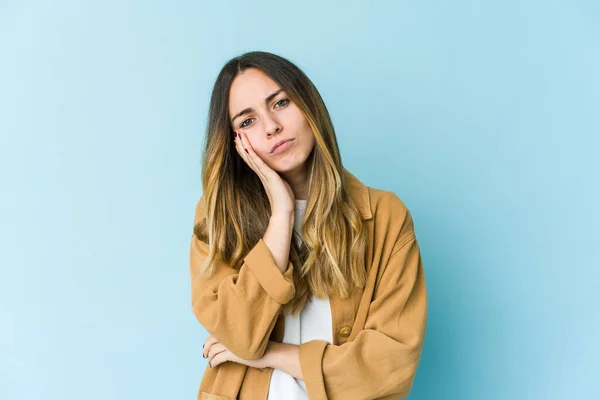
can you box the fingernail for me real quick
[245,149,248,153]
[234,131,237,138]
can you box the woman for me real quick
[189,51,427,400]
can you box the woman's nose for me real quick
[264,117,282,137]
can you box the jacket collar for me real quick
[343,168,373,220]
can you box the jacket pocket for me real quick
[198,391,236,400]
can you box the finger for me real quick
[207,342,226,361]
[234,132,256,173]
[233,131,244,157]
[234,130,259,173]
[234,131,269,186]
[208,344,228,367]
[241,132,279,188]
[237,131,276,180]
[210,351,228,368]
[203,335,219,358]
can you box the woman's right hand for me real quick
[234,130,295,217]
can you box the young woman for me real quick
[189,51,428,400]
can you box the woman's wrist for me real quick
[263,215,294,273]
[262,341,303,380]
[263,341,281,369]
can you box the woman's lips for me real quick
[271,139,294,154]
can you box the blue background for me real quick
[1,1,598,399]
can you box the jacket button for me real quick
[339,327,352,337]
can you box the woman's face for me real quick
[228,68,315,174]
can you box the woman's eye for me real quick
[240,118,253,128]
[275,98,290,108]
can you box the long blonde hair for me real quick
[194,51,368,315]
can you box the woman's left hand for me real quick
[203,335,270,370]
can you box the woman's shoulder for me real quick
[366,186,411,220]
[365,186,416,248]
[193,195,206,225]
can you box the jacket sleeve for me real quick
[298,225,428,399]
[189,197,296,360]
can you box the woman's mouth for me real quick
[271,138,295,154]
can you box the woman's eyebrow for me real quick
[231,89,284,124]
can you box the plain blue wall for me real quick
[1,1,598,399]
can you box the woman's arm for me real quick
[190,197,296,360]
[264,341,304,380]
[263,211,295,273]
[297,218,427,399]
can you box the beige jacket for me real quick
[189,169,428,400]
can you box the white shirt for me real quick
[266,199,334,399]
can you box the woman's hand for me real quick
[234,130,295,217]
[203,335,269,370]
